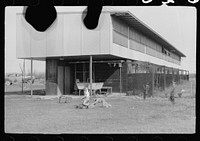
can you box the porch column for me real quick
[90,56,92,96]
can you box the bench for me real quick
[100,87,112,96]
[75,82,104,96]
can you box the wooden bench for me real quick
[100,87,112,96]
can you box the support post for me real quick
[151,64,155,97]
[90,56,92,96]
[119,63,122,94]
[24,59,25,78]
[164,66,166,91]
[31,58,33,96]
[190,81,193,95]
[23,59,25,93]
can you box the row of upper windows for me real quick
[111,16,181,61]
[127,62,185,74]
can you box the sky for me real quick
[5,6,196,74]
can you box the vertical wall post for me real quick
[24,59,26,78]
[151,64,155,97]
[128,26,130,49]
[119,63,122,94]
[90,56,92,96]
[163,66,166,91]
[23,59,25,93]
[31,58,33,96]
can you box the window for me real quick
[112,17,128,37]
[112,17,128,47]
[127,62,149,74]
[127,63,136,74]
[113,30,128,47]
[75,63,95,82]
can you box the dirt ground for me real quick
[4,79,196,134]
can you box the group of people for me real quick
[143,81,178,104]
[76,85,111,109]
[77,80,178,108]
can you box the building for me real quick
[16,7,189,96]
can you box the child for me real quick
[81,86,90,107]
[169,81,176,104]
[143,83,150,100]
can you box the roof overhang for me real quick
[111,11,186,57]
[18,54,126,62]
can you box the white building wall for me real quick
[16,11,182,70]
[16,12,111,59]
[16,14,31,58]
[46,14,64,56]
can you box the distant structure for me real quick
[16,7,189,95]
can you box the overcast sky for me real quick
[5,6,196,74]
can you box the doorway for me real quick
[57,66,71,95]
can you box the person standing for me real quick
[143,83,150,100]
[169,81,176,104]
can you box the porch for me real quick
[45,55,125,96]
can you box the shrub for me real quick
[126,89,143,96]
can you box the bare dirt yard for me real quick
[4,79,195,134]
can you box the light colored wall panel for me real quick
[111,43,120,56]
[16,14,31,58]
[46,14,64,56]
[82,17,100,55]
[119,45,129,57]
[30,26,46,57]
[63,13,81,55]
[99,13,110,54]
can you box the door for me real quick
[64,66,71,94]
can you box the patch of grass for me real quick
[5,93,195,133]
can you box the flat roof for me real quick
[111,11,186,57]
